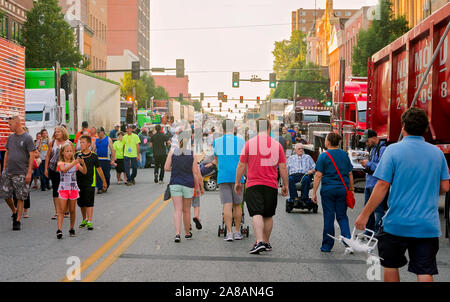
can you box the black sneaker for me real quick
[12,220,21,231]
[185,232,193,240]
[132,179,136,185]
[56,229,63,239]
[125,182,132,186]
[69,229,75,237]
[97,189,104,194]
[154,178,158,183]
[174,234,181,243]
[249,241,266,254]
[11,212,17,222]
[265,242,272,252]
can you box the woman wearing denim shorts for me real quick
[164,139,202,242]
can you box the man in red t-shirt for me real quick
[235,118,289,254]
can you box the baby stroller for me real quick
[217,182,250,238]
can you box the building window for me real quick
[301,27,306,32]
[0,15,7,39]
[335,11,342,16]
[345,11,352,17]
[300,11,306,16]
[301,19,306,24]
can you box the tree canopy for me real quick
[23,0,87,68]
[120,72,169,108]
[271,30,328,102]
[352,0,409,76]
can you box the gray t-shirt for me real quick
[5,132,36,175]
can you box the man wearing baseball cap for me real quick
[109,124,120,142]
[359,129,388,234]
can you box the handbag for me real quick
[324,151,356,209]
[164,184,171,201]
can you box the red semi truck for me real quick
[0,38,25,156]
[367,3,450,239]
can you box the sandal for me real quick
[64,212,69,218]
[51,214,57,220]
[23,212,30,218]
[193,217,202,230]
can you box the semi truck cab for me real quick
[25,88,66,139]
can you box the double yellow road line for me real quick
[61,193,170,282]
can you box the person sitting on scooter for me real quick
[286,143,315,206]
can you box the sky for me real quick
[150,0,378,118]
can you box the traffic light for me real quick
[200,92,204,101]
[256,96,260,104]
[219,102,222,107]
[326,101,332,107]
[235,104,237,108]
[176,59,185,78]
[127,96,133,102]
[246,104,248,108]
[269,73,276,88]
[179,93,183,102]
[223,94,227,102]
[131,61,140,80]
[207,103,210,108]
[228,108,231,112]
[218,92,224,100]
[240,96,243,103]
[232,72,240,88]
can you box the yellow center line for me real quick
[82,199,171,282]
[61,193,165,282]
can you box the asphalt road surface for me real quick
[0,168,449,282]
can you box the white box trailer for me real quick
[25,68,120,139]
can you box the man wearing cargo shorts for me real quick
[211,119,246,241]
[2,116,36,231]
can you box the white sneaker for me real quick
[224,233,234,241]
[159,180,164,184]
[233,232,243,240]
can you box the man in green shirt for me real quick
[282,126,292,151]
[123,125,141,186]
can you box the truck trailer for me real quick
[0,37,25,155]
[25,68,121,140]
[367,3,450,239]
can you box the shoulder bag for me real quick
[324,151,355,209]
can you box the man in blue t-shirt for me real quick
[359,129,387,234]
[355,108,449,282]
[209,119,245,241]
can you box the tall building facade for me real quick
[0,0,34,44]
[292,7,358,34]
[107,0,150,69]
[58,0,107,74]
[391,0,449,28]
[340,6,373,80]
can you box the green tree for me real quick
[272,30,307,78]
[120,72,169,108]
[271,30,327,102]
[22,0,86,68]
[352,0,409,76]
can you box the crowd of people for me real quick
[1,107,449,282]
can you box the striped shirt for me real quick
[287,154,315,175]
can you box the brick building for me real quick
[107,0,150,69]
[292,7,358,34]
[58,0,107,75]
[153,75,189,100]
[0,0,34,44]
[340,6,373,80]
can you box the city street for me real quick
[1,168,449,282]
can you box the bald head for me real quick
[294,143,304,156]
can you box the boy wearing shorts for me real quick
[75,135,107,231]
